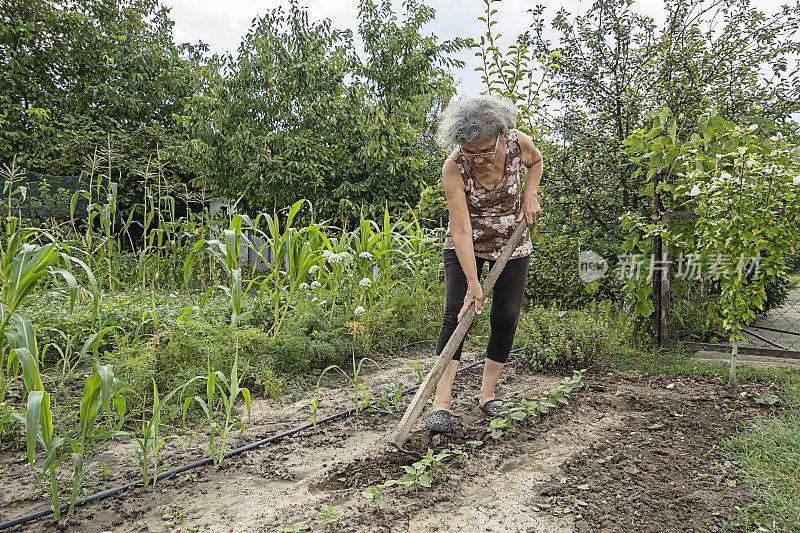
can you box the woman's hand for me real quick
[515,194,542,226]
[458,281,485,322]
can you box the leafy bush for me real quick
[514,304,621,371]
[525,232,594,309]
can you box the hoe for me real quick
[387,221,528,456]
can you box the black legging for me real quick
[435,249,531,364]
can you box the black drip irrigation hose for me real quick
[741,328,791,351]
[747,323,800,337]
[0,350,524,531]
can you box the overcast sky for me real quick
[161,0,795,102]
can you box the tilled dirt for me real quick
[0,349,778,532]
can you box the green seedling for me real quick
[396,458,434,494]
[489,415,516,440]
[182,352,251,465]
[361,479,397,510]
[419,448,454,478]
[315,504,344,527]
[370,382,402,414]
[303,397,320,429]
[136,378,196,486]
[279,525,310,533]
[404,360,424,384]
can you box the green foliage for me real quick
[488,370,584,439]
[525,231,596,308]
[180,0,466,222]
[471,0,554,136]
[515,305,621,371]
[622,108,800,341]
[0,0,205,205]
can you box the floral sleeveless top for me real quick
[443,129,533,260]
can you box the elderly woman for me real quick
[425,94,543,433]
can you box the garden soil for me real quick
[0,349,778,532]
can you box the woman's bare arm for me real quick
[442,156,485,317]
[514,130,543,225]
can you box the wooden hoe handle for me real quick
[387,222,528,450]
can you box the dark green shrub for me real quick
[525,233,591,309]
[514,304,621,371]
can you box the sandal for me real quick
[480,399,509,418]
[425,410,453,433]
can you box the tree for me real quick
[0,0,205,208]
[180,0,467,222]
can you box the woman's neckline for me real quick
[465,137,510,192]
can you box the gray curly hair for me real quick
[435,94,518,149]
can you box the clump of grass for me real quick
[722,385,800,531]
[604,347,800,387]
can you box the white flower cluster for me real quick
[323,250,353,266]
[359,251,373,260]
[354,306,366,316]
[770,132,784,142]
[359,277,372,288]
[338,251,353,265]
[308,265,321,275]
[298,282,310,291]
[311,281,322,289]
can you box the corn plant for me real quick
[18,386,66,518]
[256,200,319,335]
[65,363,127,515]
[317,351,382,418]
[0,216,98,400]
[182,353,251,465]
[303,396,320,429]
[185,215,257,325]
[13,355,125,519]
[135,378,196,486]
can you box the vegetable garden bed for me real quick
[0,348,777,532]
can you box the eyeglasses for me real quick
[460,134,500,160]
